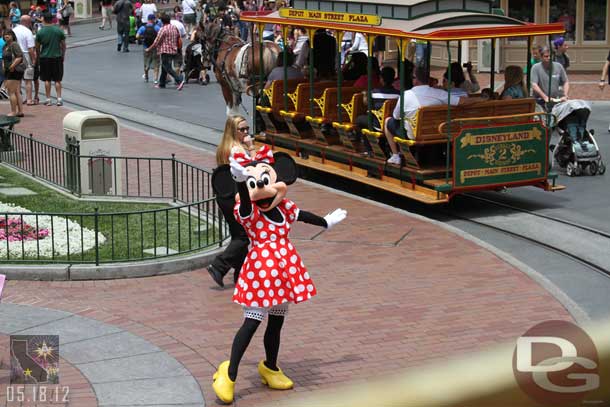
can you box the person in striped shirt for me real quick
[145,13,185,90]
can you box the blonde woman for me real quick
[208,115,254,288]
[215,115,255,165]
[501,65,527,100]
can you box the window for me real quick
[584,0,607,41]
[508,0,534,41]
[549,0,577,41]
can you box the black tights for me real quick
[227,315,284,381]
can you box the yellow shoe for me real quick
[212,360,235,403]
[258,360,294,390]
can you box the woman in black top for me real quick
[2,29,24,117]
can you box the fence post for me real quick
[75,140,81,197]
[29,134,35,177]
[94,207,100,266]
[171,153,177,203]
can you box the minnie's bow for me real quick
[233,145,275,165]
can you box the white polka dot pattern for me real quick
[233,199,317,307]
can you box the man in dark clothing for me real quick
[313,29,336,79]
[354,66,400,153]
[113,0,133,52]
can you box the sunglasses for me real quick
[238,126,250,132]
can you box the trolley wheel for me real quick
[566,161,577,177]
[599,160,606,175]
[589,161,598,176]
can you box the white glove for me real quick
[229,156,250,182]
[324,208,347,229]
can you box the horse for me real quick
[201,19,280,116]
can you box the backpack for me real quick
[143,24,157,46]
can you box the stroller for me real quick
[183,43,210,85]
[550,99,606,176]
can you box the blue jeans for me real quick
[117,30,129,50]
[159,53,183,87]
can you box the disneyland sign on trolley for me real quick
[279,8,382,26]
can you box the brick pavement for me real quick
[0,102,575,406]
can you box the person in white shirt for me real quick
[181,0,197,33]
[140,0,157,24]
[170,13,187,75]
[383,67,480,164]
[347,32,367,55]
[13,15,38,105]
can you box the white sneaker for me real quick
[386,154,401,165]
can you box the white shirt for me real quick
[140,3,157,23]
[349,33,368,54]
[393,85,461,139]
[181,0,196,15]
[170,19,187,38]
[13,24,35,54]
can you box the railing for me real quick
[0,129,229,265]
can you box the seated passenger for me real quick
[383,67,481,164]
[343,52,368,81]
[353,57,380,89]
[500,65,527,99]
[264,50,304,89]
[443,62,479,96]
[354,66,400,152]
[480,88,495,100]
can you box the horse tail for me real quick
[262,41,281,76]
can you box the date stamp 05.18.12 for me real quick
[2,335,70,406]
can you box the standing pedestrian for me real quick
[208,115,254,288]
[139,0,156,25]
[145,13,184,90]
[553,36,570,72]
[99,0,113,30]
[13,15,38,105]
[181,0,196,33]
[136,13,160,83]
[2,29,24,116]
[58,0,73,36]
[35,12,66,106]
[113,0,133,52]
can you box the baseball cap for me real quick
[147,13,156,21]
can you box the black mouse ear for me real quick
[211,165,237,199]
[273,152,297,185]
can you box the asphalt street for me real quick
[62,22,610,321]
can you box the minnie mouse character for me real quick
[211,145,347,403]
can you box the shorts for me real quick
[39,57,64,82]
[143,49,159,70]
[243,303,289,322]
[60,16,70,26]
[386,117,408,139]
[5,70,23,80]
[102,6,112,17]
[183,13,196,24]
[373,35,386,52]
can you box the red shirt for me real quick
[149,24,179,55]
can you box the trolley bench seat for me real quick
[257,78,307,133]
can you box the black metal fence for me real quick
[0,129,228,265]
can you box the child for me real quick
[173,5,183,22]
[8,2,21,27]
[29,6,44,33]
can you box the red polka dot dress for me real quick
[233,198,317,308]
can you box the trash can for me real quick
[64,111,121,196]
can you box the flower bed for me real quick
[0,202,106,258]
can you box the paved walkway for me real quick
[0,102,576,406]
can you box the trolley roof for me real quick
[241,3,564,41]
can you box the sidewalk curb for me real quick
[0,244,224,280]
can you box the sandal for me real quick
[26,100,35,106]
[16,113,24,117]
[33,98,39,105]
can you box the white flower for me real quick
[0,202,106,258]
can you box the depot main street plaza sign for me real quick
[279,8,382,26]
[453,122,547,189]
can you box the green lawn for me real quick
[0,165,223,263]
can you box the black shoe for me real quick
[207,265,224,288]
[123,48,130,53]
[117,44,121,52]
